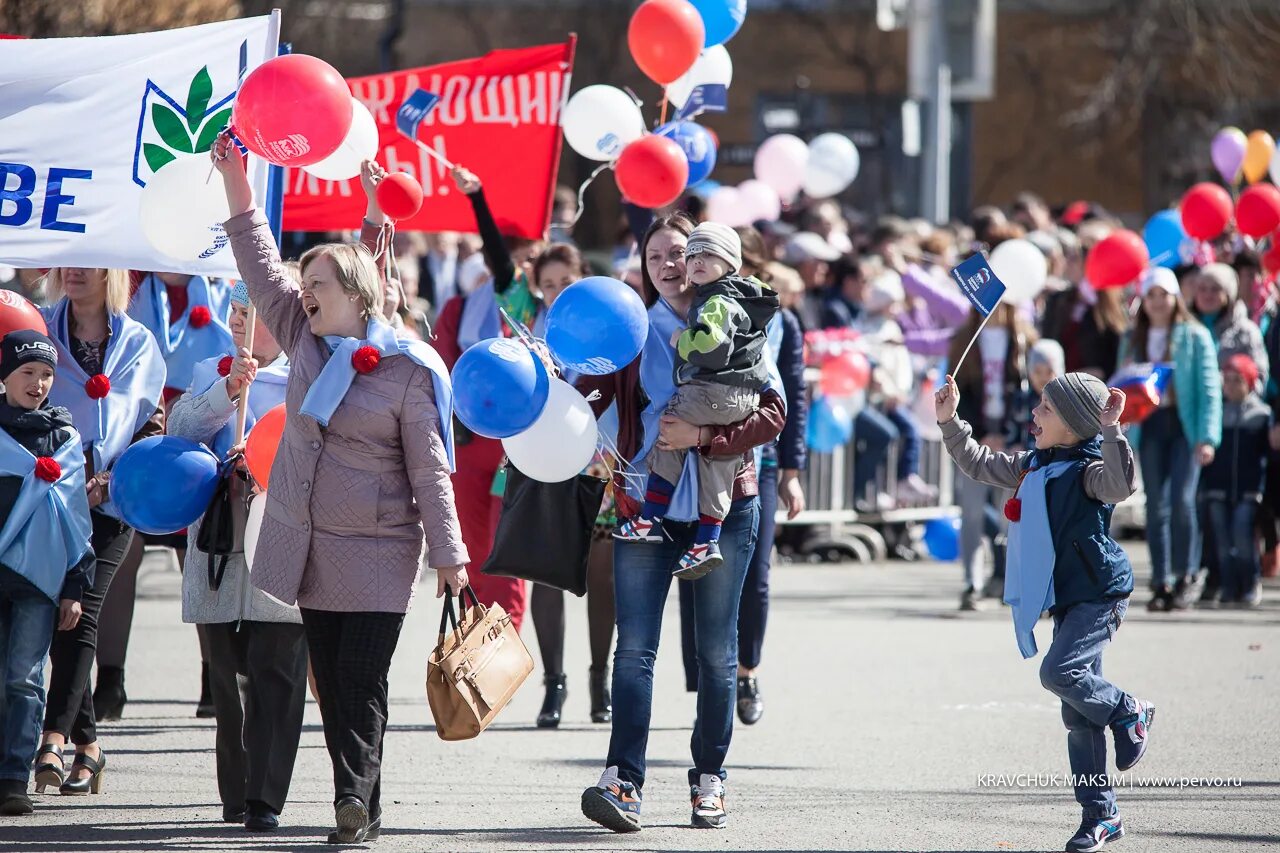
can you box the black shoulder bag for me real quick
[196,454,252,591]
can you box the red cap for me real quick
[1226,353,1260,389]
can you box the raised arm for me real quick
[455,167,516,291]
[1083,424,1138,504]
[902,263,970,327]
[938,416,1030,488]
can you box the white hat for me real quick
[686,222,743,273]
[863,270,904,313]
[1139,267,1179,299]
[784,231,841,264]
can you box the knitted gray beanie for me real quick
[1044,372,1109,441]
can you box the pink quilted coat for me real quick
[227,209,468,613]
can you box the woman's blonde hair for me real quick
[42,268,131,315]
[298,243,383,319]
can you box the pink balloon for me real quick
[753,134,809,202]
[705,186,750,226]
[1211,127,1247,185]
[737,179,781,223]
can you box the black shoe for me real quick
[197,663,216,718]
[537,674,567,729]
[59,750,106,795]
[326,796,370,845]
[1066,814,1124,852]
[589,667,611,724]
[93,666,126,722]
[245,800,279,832]
[1111,700,1155,772]
[222,804,247,823]
[1146,585,1172,612]
[0,781,33,816]
[33,744,64,794]
[1169,574,1201,611]
[959,587,980,611]
[365,817,381,841]
[736,676,763,725]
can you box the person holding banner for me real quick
[214,138,468,846]
[166,281,305,833]
[34,268,164,796]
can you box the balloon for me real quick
[1242,130,1275,184]
[1264,237,1280,275]
[803,133,860,198]
[562,85,646,161]
[1085,230,1149,289]
[1211,127,1247,184]
[819,351,871,397]
[452,338,551,438]
[138,154,233,261]
[922,517,961,561]
[1180,182,1233,240]
[614,135,689,209]
[1142,209,1191,269]
[243,493,265,571]
[1235,183,1280,238]
[545,276,649,375]
[753,134,809,202]
[244,403,287,490]
[628,0,705,85]
[109,437,220,535]
[665,45,734,109]
[705,186,749,227]
[301,97,379,181]
[1269,145,1280,188]
[231,54,353,167]
[654,121,718,187]
[805,397,853,453]
[988,238,1048,303]
[376,172,424,220]
[0,291,48,338]
[502,379,600,483]
[736,179,781,223]
[689,0,747,47]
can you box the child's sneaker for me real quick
[673,541,723,580]
[613,516,664,543]
[690,774,727,829]
[1066,814,1124,852]
[1111,699,1155,771]
[581,766,642,833]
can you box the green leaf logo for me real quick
[186,67,213,132]
[194,106,232,153]
[152,102,194,153]
[143,143,177,173]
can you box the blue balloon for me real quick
[109,436,220,535]
[1143,210,1191,269]
[690,0,747,47]
[545,276,648,375]
[453,337,550,438]
[805,397,853,453]
[655,121,718,188]
[923,517,961,562]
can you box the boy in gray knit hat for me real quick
[615,222,779,580]
[935,371,1156,853]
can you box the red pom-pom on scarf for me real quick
[85,374,111,399]
[1004,498,1022,522]
[217,356,233,377]
[352,345,381,374]
[189,306,212,328]
[34,457,61,483]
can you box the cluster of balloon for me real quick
[453,338,552,440]
[706,131,859,227]
[1211,125,1280,187]
[110,437,221,535]
[655,121,718,187]
[1085,230,1149,290]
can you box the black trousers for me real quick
[204,620,308,814]
[529,537,616,675]
[301,608,404,818]
[44,513,137,744]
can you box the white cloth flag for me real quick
[0,16,278,277]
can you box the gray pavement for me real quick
[4,544,1279,852]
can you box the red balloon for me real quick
[1263,233,1280,274]
[819,351,871,396]
[628,0,705,85]
[1235,183,1280,238]
[232,54,353,167]
[0,290,48,338]
[1179,182,1233,240]
[376,172,424,220]
[1085,230,1149,289]
[615,136,689,209]
[244,403,286,490]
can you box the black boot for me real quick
[93,666,127,722]
[589,667,612,724]
[536,674,567,728]
[196,662,215,719]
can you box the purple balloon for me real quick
[1211,127,1247,184]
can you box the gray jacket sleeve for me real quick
[167,379,237,447]
[1081,424,1137,504]
[940,417,1031,488]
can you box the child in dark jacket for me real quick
[0,330,94,816]
[615,223,779,579]
[935,370,1153,853]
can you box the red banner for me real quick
[283,39,575,239]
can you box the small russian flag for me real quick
[949,254,1007,318]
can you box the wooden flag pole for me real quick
[232,306,256,449]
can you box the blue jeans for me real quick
[1204,499,1261,601]
[853,407,898,502]
[1040,598,1131,819]
[607,497,759,790]
[884,407,921,480]
[0,574,56,783]
[1138,408,1201,588]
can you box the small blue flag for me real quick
[949,254,1007,317]
[674,84,728,121]
[396,88,441,142]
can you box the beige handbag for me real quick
[426,585,533,741]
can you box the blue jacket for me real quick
[770,307,808,471]
[1124,321,1222,449]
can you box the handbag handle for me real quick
[437,584,483,638]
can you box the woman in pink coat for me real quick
[213,138,468,846]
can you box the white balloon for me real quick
[138,154,233,261]
[243,493,265,572]
[665,45,734,109]
[1269,145,1280,187]
[705,186,750,227]
[753,134,809,202]
[803,133,860,198]
[988,239,1049,305]
[302,97,379,181]
[562,85,645,161]
[737,179,781,223]
[502,379,599,483]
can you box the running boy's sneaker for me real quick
[1111,699,1155,771]
[690,774,727,829]
[613,516,664,543]
[1066,814,1125,852]
[581,766,642,833]
[673,541,723,580]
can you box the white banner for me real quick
[0,16,278,277]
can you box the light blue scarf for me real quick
[128,274,235,392]
[0,427,93,602]
[299,319,456,470]
[189,352,291,458]
[44,300,166,520]
[1005,460,1073,659]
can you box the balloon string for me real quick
[568,162,612,228]
[659,92,668,126]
